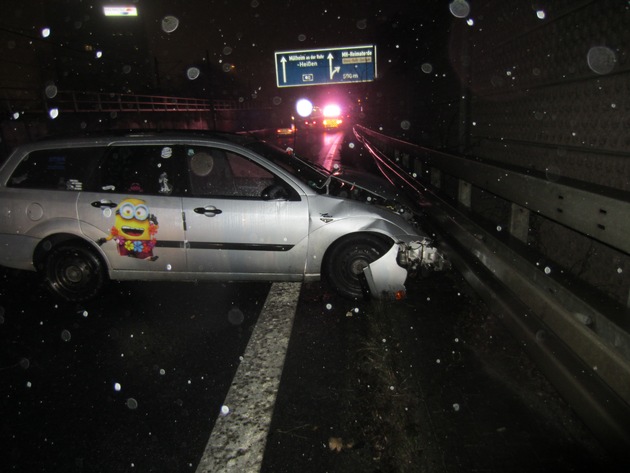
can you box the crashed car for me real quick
[0,131,446,302]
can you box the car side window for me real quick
[187,147,295,199]
[96,145,184,196]
[7,147,106,191]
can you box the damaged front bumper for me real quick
[362,238,448,300]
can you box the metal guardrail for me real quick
[353,124,630,457]
[0,88,259,114]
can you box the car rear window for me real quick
[7,147,106,191]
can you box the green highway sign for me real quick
[275,45,377,88]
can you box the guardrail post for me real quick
[413,158,422,179]
[431,168,441,189]
[458,180,472,208]
[509,203,530,243]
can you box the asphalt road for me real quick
[0,268,271,472]
[260,274,620,473]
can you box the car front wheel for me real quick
[324,234,392,300]
[44,245,106,302]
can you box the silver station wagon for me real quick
[0,132,445,301]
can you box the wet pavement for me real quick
[0,268,270,473]
[1,267,626,472]
[260,272,623,473]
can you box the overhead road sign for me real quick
[275,45,377,88]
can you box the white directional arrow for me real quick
[328,53,340,80]
[280,56,287,83]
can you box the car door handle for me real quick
[194,206,223,216]
[91,200,117,208]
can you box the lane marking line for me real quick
[195,282,302,473]
[323,132,343,171]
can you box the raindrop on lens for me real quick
[186,67,200,80]
[421,63,433,74]
[449,0,471,18]
[126,398,138,409]
[20,358,30,369]
[227,308,245,325]
[298,34,306,42]
[61,329,71,342]
[161,15,179,33]
[44,84,58,99]
[356,19,367,30]
[222,46,233,56]
[587,46,616,75]
[400,120,411,130]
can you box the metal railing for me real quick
[0,88,260,115]
[353,124,630,456]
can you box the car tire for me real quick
[44,244,107,302]
[324,234,392,300]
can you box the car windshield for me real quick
[244,140,332,193]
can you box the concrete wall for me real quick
[440,0,630,305]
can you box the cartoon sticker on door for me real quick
[98,197,159,260]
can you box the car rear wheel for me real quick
[324,234,392,300]
[44,245,106,302]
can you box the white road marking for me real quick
[322,132,344,171]
[195,282,301,473]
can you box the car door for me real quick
[181,144,310,277]
[77,144,187,273]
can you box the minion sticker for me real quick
[98,198,159,260]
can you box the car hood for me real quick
[324,167,419,222]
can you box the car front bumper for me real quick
[363,238,448,300]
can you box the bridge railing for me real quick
[353,124,630,455]
[0,87,257,115]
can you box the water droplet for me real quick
[161,15,179,33]
[449,0,470,18]
[126,398,138,409]
[44,84,58,99]
[227,307,245,325]
[186,67,200,80]
[61,330,71,342]
[587,46,616,75]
